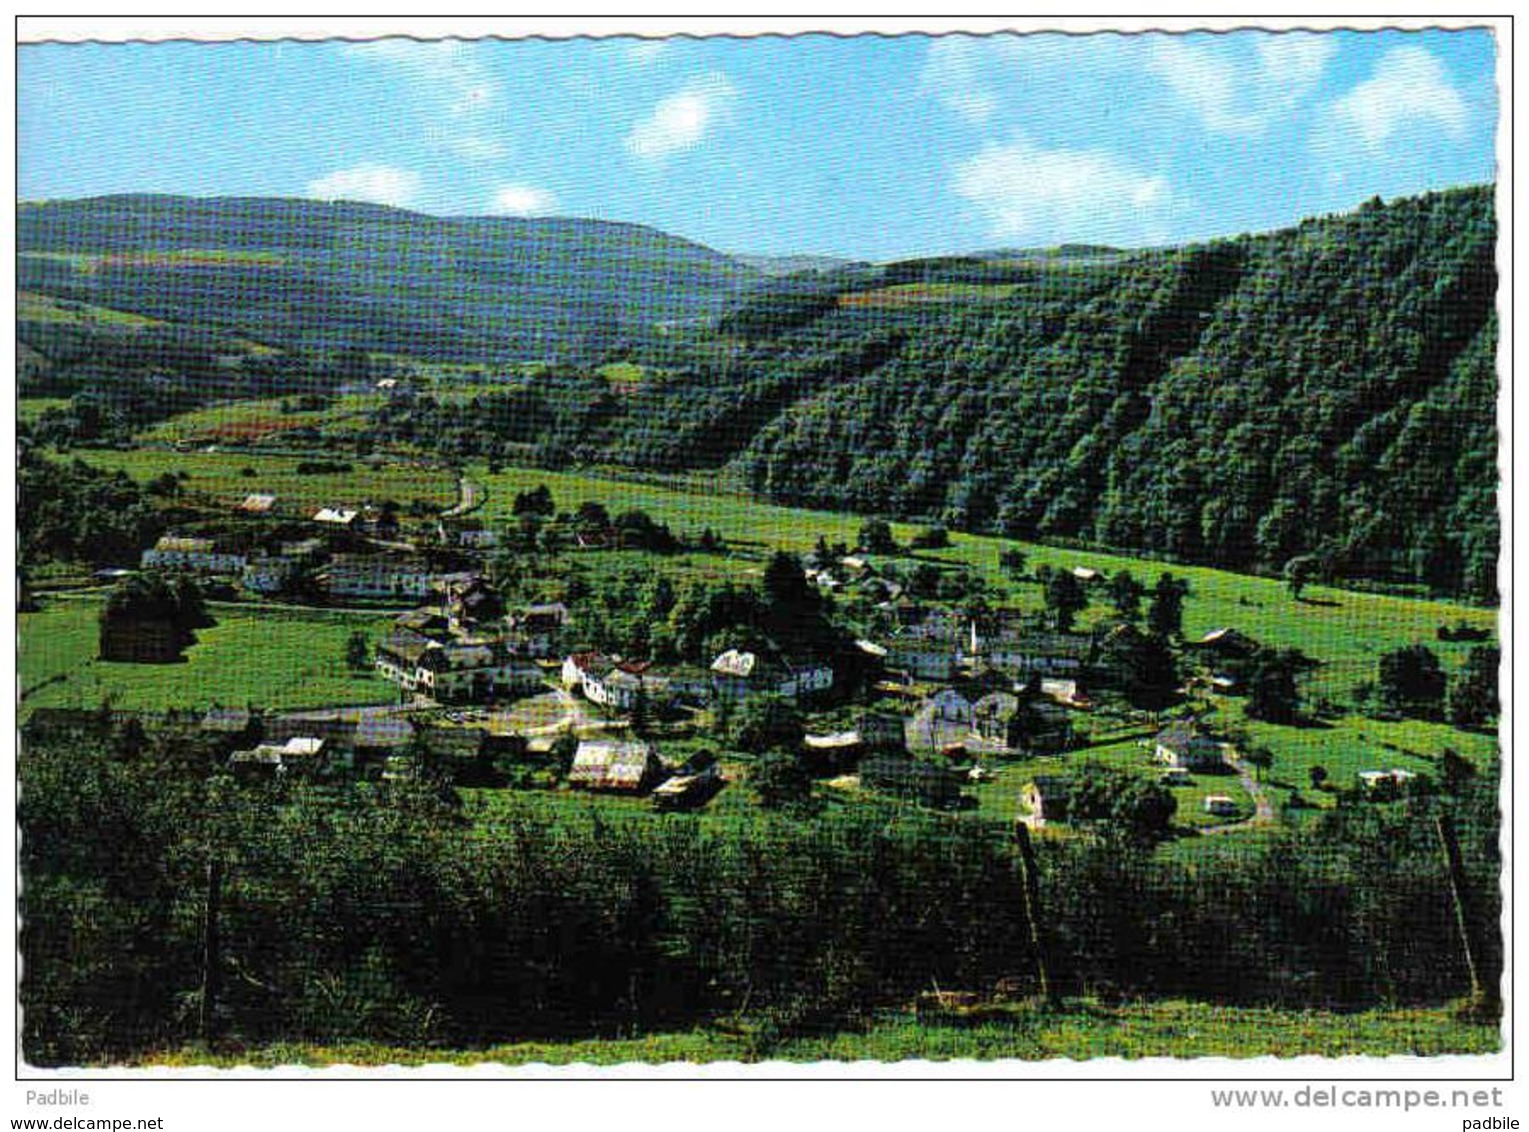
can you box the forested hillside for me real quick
[729,187,1497,598]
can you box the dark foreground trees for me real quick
[20,725,1501,1065]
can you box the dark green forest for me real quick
[729,188,1497,598]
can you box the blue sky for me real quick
[19,29,1498,260]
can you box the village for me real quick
[41,467,1445,837]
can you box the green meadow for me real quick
[136,997,1497,1067]
[134,394,386,445]
[19,594,399,715]
[72,448,458,512]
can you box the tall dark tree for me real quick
[998,547,1028,579]
[1064,762,1178,846]
[1044,570,1088,633]
[512,484,555,517]
[857,518,898,555]
[1108,569,1144,621]
[1147,573,1189,640]
[750,750,815,812]
[1378,644,1448,719]
[1099,627,1179,709]
[344,631,372,673]
[1245,648,1306,724]
[1448,645,1500,729]
[1284,555,1318,600]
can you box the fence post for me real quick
[1014,821,1056,1005]
[199,857,223,1044]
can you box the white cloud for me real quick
[444,135,510,161]
[625,73,737,161]
[306,164,422,208]
[1146,32,1335,135]
[488,183,558,216]
[952,134,1173,245]
[348,39,499,115]
[920,38,999,123]
[348,40,509,161]
[625,41,670,66]
[1326,44,1469,150]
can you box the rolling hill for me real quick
[18,194,766,362]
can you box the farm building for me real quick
[1357,768,1420,798]
[317,555,471,602]
[140,534,249,575]
[652,755,723,811]
[238,493,278,514]
[312,507,359,527]
[240,554,297,595]
[1202,795,1240,817]
[883,615,971,682]
[568,740,666,794]
[1021,775,1072,828]
[510,602,571,658]
[979,629,1090,679]
[445,577,506,628]
[395,608,453,639]
[375,630,441,692]
[199,706,260,749]
[228,736,329,778]
[709,648,833,702]
[417,642,542,704]
[1190,627,1260,657]
[1154,723,1227,772]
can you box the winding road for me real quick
[1201,745,1278,836]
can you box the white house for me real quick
[141,535,249,575]
[313,507,359,527]
[1154,723,1226,772]
[241,555,296,594]
[980,630,1089,677]
[321,555,442,601]
[710,649,833,702]
[376,631,541,703]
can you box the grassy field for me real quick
[18,594,400,715]
[18,288,165,326]
[72,449,458,513]
[839,282,1021,308]
[132,998,1498,1066]
[18,397,72,423]
[135,394,386,445]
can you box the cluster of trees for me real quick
[20,723,1499,1064]
[547,550,850,677]
[1054,763,1177,846]
[19,450,169,569]
[490,495,683,560]
[1377,643,1499,728]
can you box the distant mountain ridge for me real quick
[18,194,767,362]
